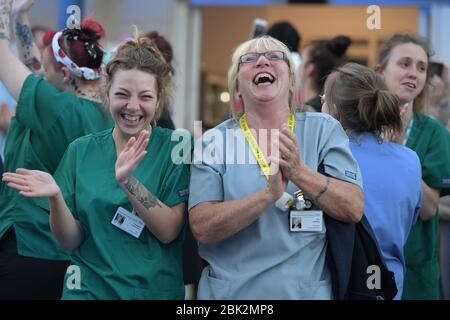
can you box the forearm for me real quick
[119,176,185,244]
[12,11,43,74]
[291,166,364,223]
[0,1,31,99]
[189,187,274,244]
[419,181,440,221]
[0,0,12,41]
[49,192,84,251]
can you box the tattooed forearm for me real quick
[0,16,11,40]
[0,0,12,40]
[13,13,43,73]
[124,176,162,209]
[15,20,32,46]
[24,56,42,72]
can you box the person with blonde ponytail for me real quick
[3,35,191,299]
[323,62,422,299]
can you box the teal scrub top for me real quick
[403,112,450,300]
[0,74,113,260]
[56,127,191,300]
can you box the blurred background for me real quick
[24,0,450,130]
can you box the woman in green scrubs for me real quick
[376,33,450,300]
[0,0,112,299]
[4,36,191,300]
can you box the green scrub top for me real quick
[56,127,191,300]
[0,74,113,260]
[403,112,450,300]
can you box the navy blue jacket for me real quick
[325,213,398,300]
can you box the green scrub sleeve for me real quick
[15,74,80,135]
[422,124,450,197]
[53,141,78,217]
[159,139,192,207]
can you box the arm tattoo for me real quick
[24,56,42,72]
[0,16,11,40]
[0,1,12,40]
[15,20,33,46]
[124,176,162,209]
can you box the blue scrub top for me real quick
[349,132,421,299]
[189,112,363,299]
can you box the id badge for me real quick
[289,210,323,232]
[111,207,145,238]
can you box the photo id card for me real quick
[290,210,323,232]
[111,207,145,238]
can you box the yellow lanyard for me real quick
[240,113,295,180]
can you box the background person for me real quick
[0,0,112,299]
[299,35,352,112]
[323,62,422,299]
[376,33,450,300]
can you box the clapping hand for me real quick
[2,168,60,197]
[115,130,150,185]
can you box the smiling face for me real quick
[236,45,292,110]
[379,43,428,104]
[109,69,159,141]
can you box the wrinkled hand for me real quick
[0,103,13,133]
[275,124,304,181]
[266,156,288,202]
[12,0,34,14]
[115,130,150,184]
[2,168,60,197]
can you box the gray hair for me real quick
[227,36,297,121]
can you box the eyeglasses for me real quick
[239,50,286,64]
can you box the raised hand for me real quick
[2,168,60,197]
[115,130,150,185]
[381,102,411,144]
[12,0,35,14]
[266,156,288,202]
[276,124,304,182]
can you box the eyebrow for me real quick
[399,56,427,64]
[116,88,154,94]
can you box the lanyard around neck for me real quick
[240,113,295,180]
[403,117,414,146]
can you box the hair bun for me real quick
[145,31,173,65]
[328,35,352,57]
[80,17,106,43]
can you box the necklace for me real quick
[71,79,102,103]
